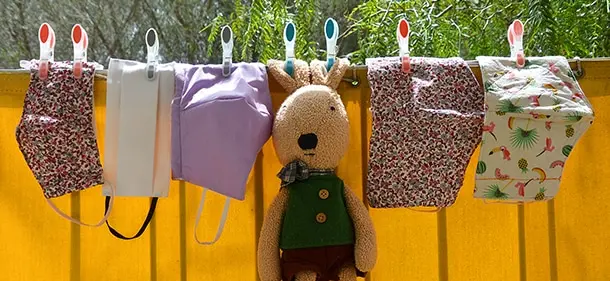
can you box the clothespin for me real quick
[145,28,159,80]
[38,23,55,80]
[221,25,233,77]
[325,18,339,71]
[397,18,410,73]
[284,21,296,77]
[509,20,525,68]
[71,24,88,79]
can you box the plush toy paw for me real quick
[355,234,377,272]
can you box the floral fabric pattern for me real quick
[366,57,485,208]
[474,56,594,202]
[16,60,103,199]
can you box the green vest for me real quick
[279,174,355,250]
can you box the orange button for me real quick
[319,189,329,199]
[316,213,327,223]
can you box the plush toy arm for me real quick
[257,187,289,281]
[343,185,377,272]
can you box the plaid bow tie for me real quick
[277,160,334,187]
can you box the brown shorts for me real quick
[280,244,366,281]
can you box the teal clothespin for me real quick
[325,18,338,71]
[284,21,296,77]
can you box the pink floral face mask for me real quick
[16,60,113,226]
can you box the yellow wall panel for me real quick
[554,61,610,281]
[152,181,184,281]
[0,59,609,281]
[0,73,72,281]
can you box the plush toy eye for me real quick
[330,106,336,111]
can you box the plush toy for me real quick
[257,58,377,281]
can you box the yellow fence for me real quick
[0,60,609,281]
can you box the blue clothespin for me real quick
[284,21,296,77]
[325,18,338,71]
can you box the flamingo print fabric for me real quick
[366,57,484,208]
[474,56,594,202]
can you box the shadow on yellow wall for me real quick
[0,60,609,281]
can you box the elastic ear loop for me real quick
[406,206,442,213]
[103,194,158,240]
[194,188,231,245]
[482,199,526,205]
[46,180,115,227]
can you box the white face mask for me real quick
[102,58,174,239]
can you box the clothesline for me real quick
[0,57,603,78]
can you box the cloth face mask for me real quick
[474,56,594,202]
[102,59,174,239]
[172,62,273,244]
[16,60,114,226]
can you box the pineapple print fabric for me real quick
[474,56,594,202]
[366,57,484,208]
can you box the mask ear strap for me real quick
[104,196,158,240]
[193,188,231,245]
[46,181,115,227]
[406,206,442,213]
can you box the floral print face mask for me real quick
[16,60,114,226]
[366,57,485,209]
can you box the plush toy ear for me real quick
[267,59,310,94]
[310,58,349,90]
[310,60,327,86]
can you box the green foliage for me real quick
[203,0,610,65]
[0,0,609,68]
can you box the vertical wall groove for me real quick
[518,205,527,281]
[179,181,187,281]
[547,200,558,281]
[149,198,157,281]
[254,151,265,281]
[358,71,373,281]
[437,209,449,281]
[70,193,81,281]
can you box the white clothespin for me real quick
[221,25,233,77]
[145,28,159,80]
[325,18,339,71]
[284,21,296,77]
[71,24,88,79]
[397,18,411,73]
[509,19,525,68]
[38,23,55,80]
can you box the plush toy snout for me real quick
[298,133,318,150]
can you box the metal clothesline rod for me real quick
[0,57,607,76]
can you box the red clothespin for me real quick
[71,24,88,79]
[38,23,55,80]
[508,20,525,68]
[397,18,410,73]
